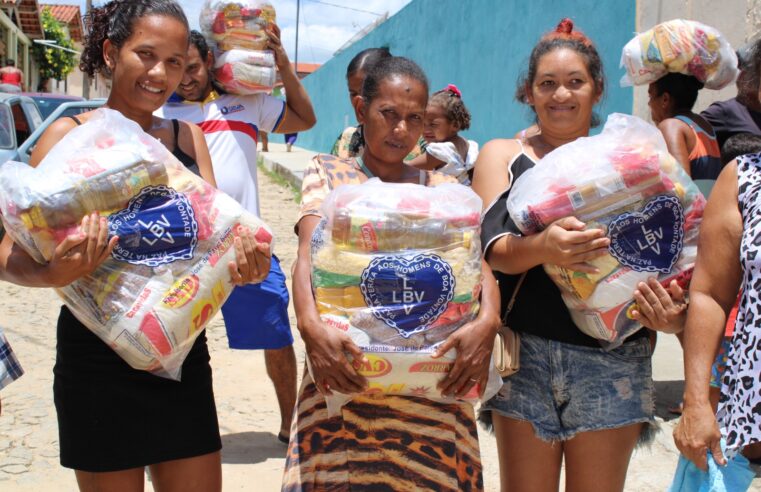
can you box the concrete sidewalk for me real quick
[257,142,317,190]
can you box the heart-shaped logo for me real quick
[109,185,199,267]
[607,195,684,273]
[360,254,455,338]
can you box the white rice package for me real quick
[0,109,274,379]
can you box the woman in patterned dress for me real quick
[674,37,761,471]
[283,56,500,491]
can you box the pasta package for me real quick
[620,19,738,89]
[507,113,705,346]
[200,1,278,95]
[310,179,501,414]
[0,109,274,379]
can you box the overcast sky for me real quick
[39,0,413,63]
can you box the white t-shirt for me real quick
[157,92,286,215]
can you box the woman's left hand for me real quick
[265,24,290,70]
[631,278,687,334]
[228,226,271,286]
[433,310,500,398]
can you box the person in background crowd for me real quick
[473,19,658,492]
[0,2,270,490]
[0,59,24,92]
[408,84,479,184]
[701,43,761,150]
[284,56,500,491]
[648,73,723,197]
[0,327,23,416]
[160,29,316,444]
[330,47,425,161]
[675,35,761,460]
[720,132,761,165]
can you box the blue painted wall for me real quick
[297,0,636,153]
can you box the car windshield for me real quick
[30,96,79,120]
[0,105,14,149]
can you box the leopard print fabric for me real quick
[281,376,484,492]
[717,152,761,456]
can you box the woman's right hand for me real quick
[302,319,368,396]
[539,216,610,273]
[673,401,726,471]
[45,212,118,287]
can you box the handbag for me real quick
[493,272,527,378]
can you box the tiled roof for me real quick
[40,3,82,42]
[1,0,44,38]
[292,62,320,74]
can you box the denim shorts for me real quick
[480,332,656,443]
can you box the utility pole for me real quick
[294,0,299,75]
[82,0,92,99]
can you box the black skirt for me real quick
[53,306,221,472]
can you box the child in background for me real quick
[409,84,478,184]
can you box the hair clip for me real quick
[445,84,462,98]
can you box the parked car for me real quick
[20,92,88,120]
[0,93,43,164]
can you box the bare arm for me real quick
[266,25,316,133]
[472,139,609,275]
[407,151,445,171]
[659,119,694,176]
[0,117,116,287]
[674,161,743,470]
[293,215,366,394]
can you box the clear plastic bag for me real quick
[200,1,275,51]
[620,19,738,90]
[213,49,277,95]
[0,109,274,379]
[310,179,502,415]
[200,2,278,95]
[506,113,705,346]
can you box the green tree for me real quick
[32,8,77,82]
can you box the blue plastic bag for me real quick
[668,439,755,492]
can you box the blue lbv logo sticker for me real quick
[607,195,684,273]
[360,254,455,338]
[108,185,199,267]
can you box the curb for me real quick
[258,153,304,190]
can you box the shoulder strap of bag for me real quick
[502,272,528,325]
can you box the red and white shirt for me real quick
[157,91,286,215]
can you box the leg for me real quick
[260,131,269,152]
[75,467,145,492]
[492,414,562,492]
[265,345,298,439]
[149,451,221,492]
[564,424,643,492]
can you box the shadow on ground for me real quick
[221,431,288,464]
[655,380,684,422]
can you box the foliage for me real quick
[32,8,77,81]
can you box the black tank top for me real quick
[171,119,201,177]
[481,153,646,347]
[68,116,201,177]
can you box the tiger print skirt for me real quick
[282,374,484,491]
